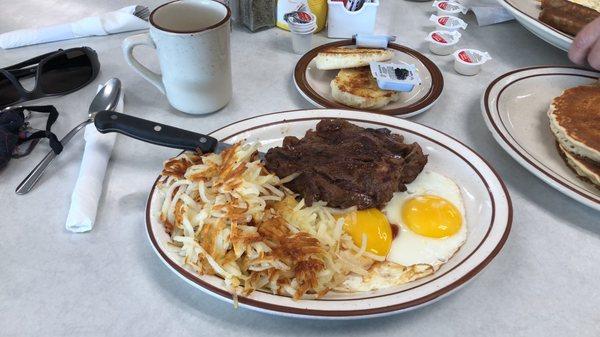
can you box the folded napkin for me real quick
[462,0,515,26]
[0,6,148,49]
[65,87,123,233]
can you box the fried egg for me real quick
[343,208,392,257]
[383,171,467,268]
[338,171,466,292]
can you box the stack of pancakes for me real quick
[548,83,600,188]
[539,0,600,36]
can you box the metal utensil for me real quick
[93,110,265,158]
[15,78,122,195]
[133,5,150,21]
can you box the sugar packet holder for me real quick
[430,14,468,30]
[370,62,421,92]
[346,0,367,11]
[354,34,396,48]
[433,1,468,16]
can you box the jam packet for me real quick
[370,62,421,92]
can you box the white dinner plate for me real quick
[146,109,512,319]
[498,0,573,51]
[482,66,600,211]
[293,41,444,117]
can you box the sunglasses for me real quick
[0,47,100,109]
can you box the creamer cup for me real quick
[453,48,492,76]
[429,14,468,31]
[290,25,317,54]
[426,30,461,55]
[286,11,317,54]
[433,1,468,16]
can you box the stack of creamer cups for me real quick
[285,11,317,54]
[426,0,491,76]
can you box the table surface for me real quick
[1,1,598,336]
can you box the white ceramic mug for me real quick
[123,0,231,115]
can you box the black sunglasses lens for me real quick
[38,49,93,94]
[0,72,21,107]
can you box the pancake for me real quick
[569,0,600,12]
[557,142,600,188]
[539,0,600,36]
[548,83,600,162]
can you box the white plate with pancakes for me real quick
[499,0,600,51]
[498,0,572,51]
[293,41,444,117]
[482,66,600,211]
[146,109,512,319]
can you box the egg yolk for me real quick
[343,209,392,257]
[401,195,462,238]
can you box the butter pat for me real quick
[354,34,397,49]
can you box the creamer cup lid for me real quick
[453,49,492,65]
[426,30,462,45]
[429,14,468,30]
[433,1,468,14]
[284,11,316,25]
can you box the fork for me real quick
[133,5,150,21]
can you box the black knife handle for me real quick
[94,110,218,153]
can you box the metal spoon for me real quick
[15,78,122,195]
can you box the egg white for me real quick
[383,170,467,269]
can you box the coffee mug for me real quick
[123,0,232,115]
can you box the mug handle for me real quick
[122,33,165,94]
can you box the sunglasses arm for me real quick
[3,50,60,71]
[6,66,37,79]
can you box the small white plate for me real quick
[293,41,444,117]
[146,109,512,319]
[482,66,600,211]
[498,0,573,51]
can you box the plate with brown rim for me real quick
[498,0,573,51]
[482,66,600,211]
[293,41,444,118]
[145,109,512,319]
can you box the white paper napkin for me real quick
[65,87,123,233]
[0,6,148,49]
[462,0,515,26]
